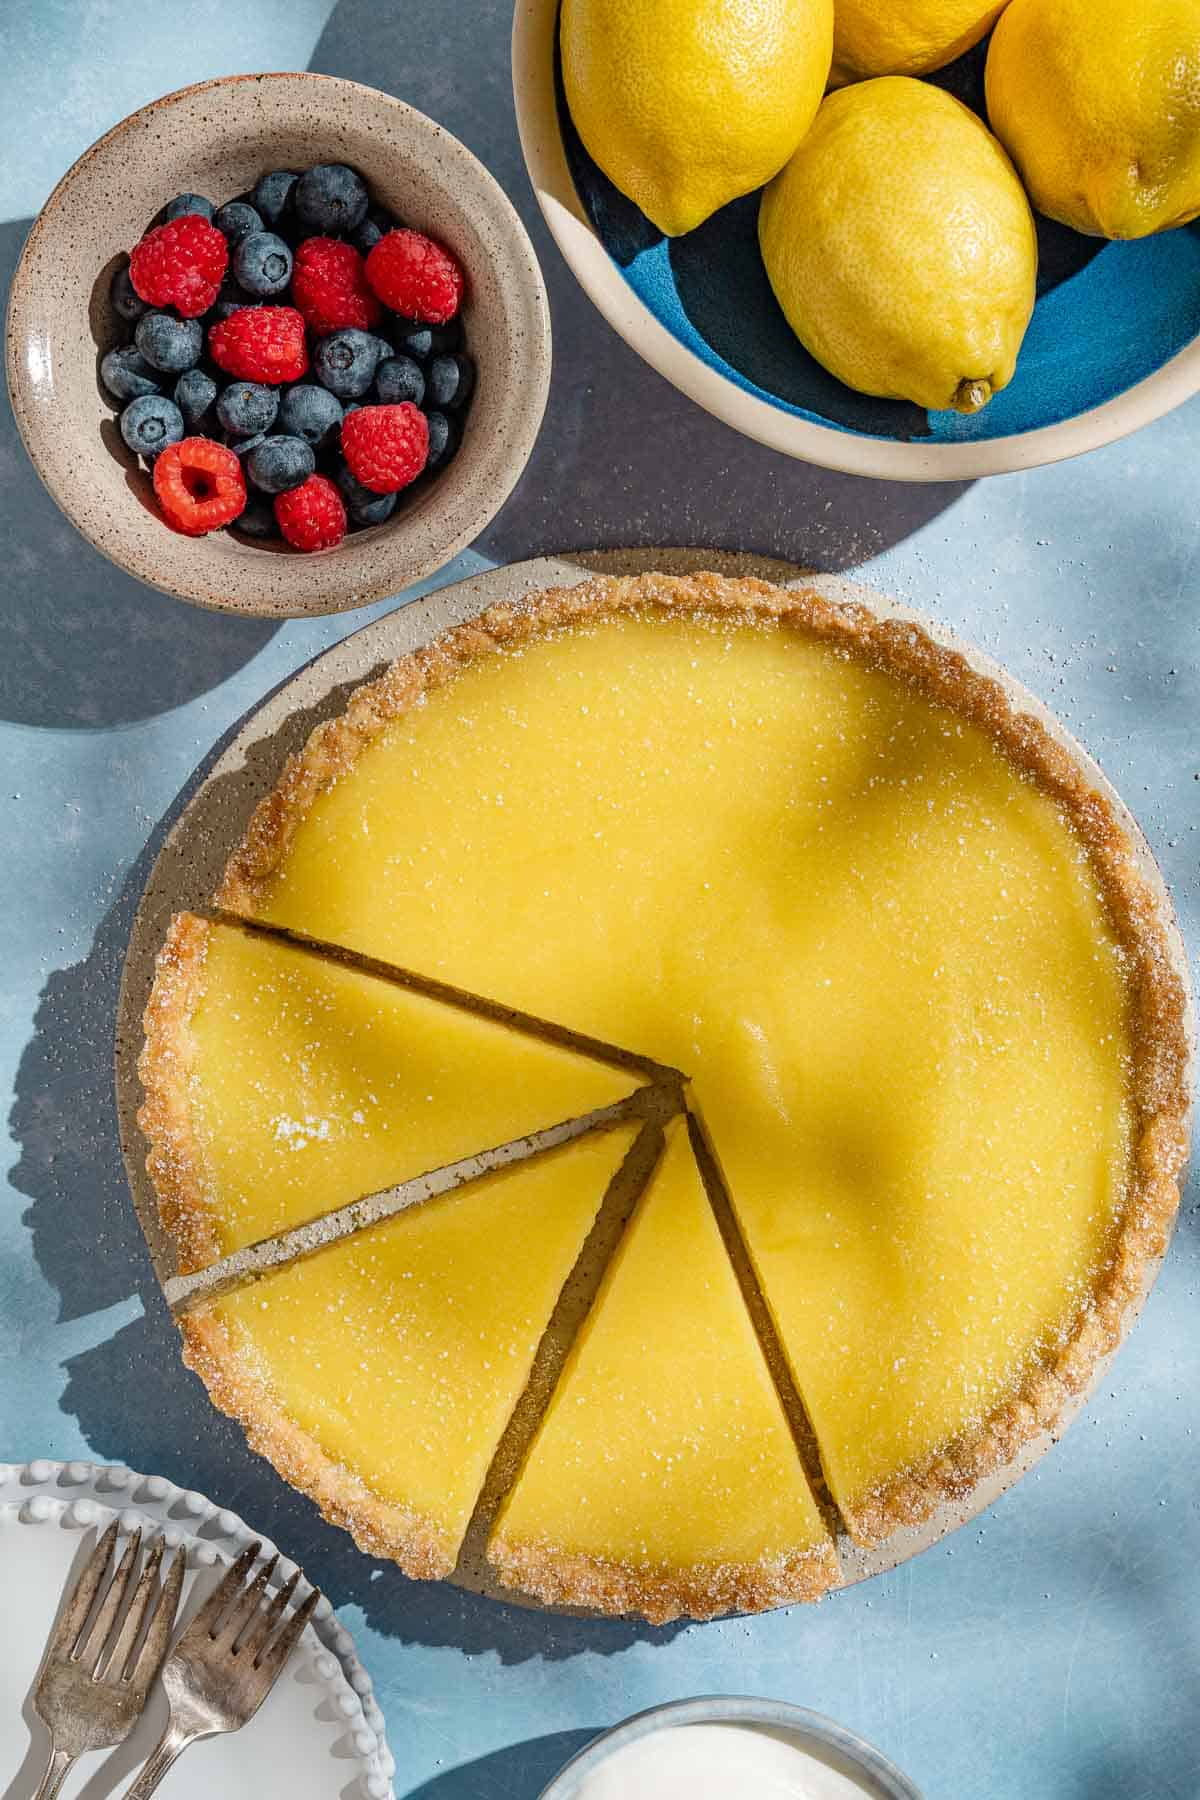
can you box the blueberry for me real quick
[391,321,434,361]
[245,434,316,494]
[253,170,299,229]
[163,192,213,222]
[374,355,425,407]
[370,334,396,364]
[216,381,279,437]
[213,200,263,246]
[294,163,369,236]
[134,311,203,373]
[174,368,217,428]
[352,206,396,257]
[392,316,463,361]
[425,353,474,410]
[232,493,279,539]
[119,393,184,457]
[424,409,460,471]
[110,263,147,323]
[277,383,343,448]
[228,431,268,459]
[313,329,382,399]
[100,346,161,403]
[233,231,293,297]
[335,462,397,525]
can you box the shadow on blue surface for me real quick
[8,691,688,1668]
[0,216,277,731]
[305,0,969,568]
[405,1730,599,1799]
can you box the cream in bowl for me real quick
[573,1723,882,1798]
[542,1699,921,1800]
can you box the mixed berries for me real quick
[101,164,473,552]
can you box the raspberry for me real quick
[292,237,382,336]
[340,403,430,493]
[365,229,464,325]
[209,307,308,384]
[129,215,228,318]
[274,474,347,550]
[153,438,246,536]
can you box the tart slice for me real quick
[184,1125,642,1576]
[489,1119,837,1623]
[138,913,643,1273]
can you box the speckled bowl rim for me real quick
[538,1696,923,1798]
[5,71,551,616]
[511,0,1200,482]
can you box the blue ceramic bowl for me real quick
[513,3,1200,481]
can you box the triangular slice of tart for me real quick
[489,1119,838,1623]
[184,1124,642,1577]
[138,913,643,1274]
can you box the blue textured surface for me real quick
[559,40,1200,443]
[1,5,1198,1800]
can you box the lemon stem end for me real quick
[954,378,992,415]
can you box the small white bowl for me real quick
[539,1696,922,1798]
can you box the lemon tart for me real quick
[491,1120,837,1622]
[138,913,642,1273]
[184,1126,641,1575]
[139,571,1190,1617]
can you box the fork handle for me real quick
[32,1746,75,1800]
[121,1722,198,1800]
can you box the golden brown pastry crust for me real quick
[138,911,224,1277]
[488,1532,840,1626]
[143,571,1191,1602]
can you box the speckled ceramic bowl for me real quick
[513,0,1200,481]
[539,1697,922,1798]
[5,72,551,615]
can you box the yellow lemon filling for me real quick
[238,609,1134,1524]
[491,1120,834,1619]
[196,1127,640,1576]
[146,916,640,1266]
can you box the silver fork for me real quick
[122,1540,320,1800]
[31,1520,184,1800]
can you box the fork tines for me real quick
[51,1521,183,1685]
[187,1540,320,1670]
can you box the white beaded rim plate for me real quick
[0,1459,395,1800]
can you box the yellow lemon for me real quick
[986,0,1200,238]
[830,0,1007,84]
[759,78,1037,413]
[560,0,833,237]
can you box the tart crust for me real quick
[488,1533,840,1628]
[143,570,1191,1600]
[138,911,225,1277]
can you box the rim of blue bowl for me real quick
[537,1696,923,1798]
[511,0,1200,483]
